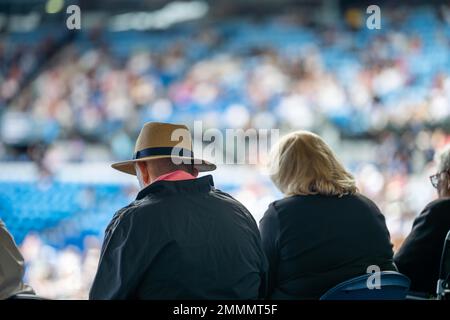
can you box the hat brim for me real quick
[111,155,216,176]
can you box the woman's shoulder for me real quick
[268,194,333,216]
[272,192,376,205]
[268,193,382,214]
[351,192,381,208]
[262,196,302,221]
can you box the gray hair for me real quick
[437,145,450,172]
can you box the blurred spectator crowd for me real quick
[1,5,450,298]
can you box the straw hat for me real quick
[111,122,216,175]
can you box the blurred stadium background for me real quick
[1,0,450,299]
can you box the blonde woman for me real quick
[260,131,396,299]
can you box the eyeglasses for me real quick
[430,170,449,189]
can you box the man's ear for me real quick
[137,161,150,186]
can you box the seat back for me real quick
[320,271,410,300]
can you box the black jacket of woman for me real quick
[259,193,396,300]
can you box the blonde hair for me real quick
[268,131,357,197]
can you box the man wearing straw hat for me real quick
[89,122,267,299]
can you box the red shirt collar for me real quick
[152,170,196,184]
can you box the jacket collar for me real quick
[136,175,215,200]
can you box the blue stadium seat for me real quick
[320,271,411,300]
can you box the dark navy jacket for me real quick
[89,175,267,299]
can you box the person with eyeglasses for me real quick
[395,146,450,297]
